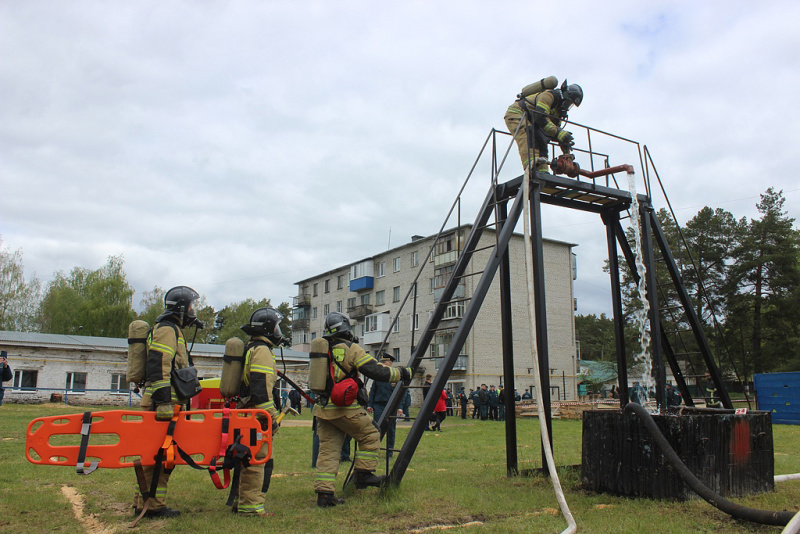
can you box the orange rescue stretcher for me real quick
[26,406,272,472]
[26,405,273,525]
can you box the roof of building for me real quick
[0,330,309,361]
[577,359,618,383]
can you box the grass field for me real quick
[1,403,798,533]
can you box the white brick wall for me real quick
[294,225,580,404]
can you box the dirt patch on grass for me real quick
[61,484,117,534]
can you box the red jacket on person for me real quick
[435,390,447,413]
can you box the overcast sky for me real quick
[2,1,799,318]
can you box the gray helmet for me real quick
[323,311,354,341]
[242,307,284,344]
[159,285,201,327]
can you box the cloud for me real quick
[1,0,798,316]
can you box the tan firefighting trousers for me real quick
[314,408,380,494]
[133,391,172,510]
[236,440,271,514]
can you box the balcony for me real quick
[362,312,392,345]
[349,276,374,292]
[347,304,373,319]
[293,294,311,307]
[291,318,309,330]
[433,250,459,268]
[434,354,468,371]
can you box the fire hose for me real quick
[624,402,797,526]
[522,169,577,534]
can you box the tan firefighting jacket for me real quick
[312,339,400,420]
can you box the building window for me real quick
[111,373,129,393]
[13,369,38,390]
[434,265,455,289]
[443,301,465,320]
[393,348,401,360]
[311,332,316,340]
[361,293,370,305]
[393,286,400,302]
[312,307,318,319]
[411,251,419,267]
[323,304,330,316]
[434,232,457,255]
[393,257,401,273]
[375,290,385,306]
[336,300,343,312]
[313,283,318,297]
[324,279,330,293]
[337,274,345,289]
[347,297,356,309]
[376,261,386,277]
[365,315,379,332]
[392,317,400,333]
[410,313,419,331]
[66,372,88,392]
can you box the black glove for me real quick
[400,367,413,385]
[557,129,574,149]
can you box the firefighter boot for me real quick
[316,492,345,508]
[355,469,386,489]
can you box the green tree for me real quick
[0,239,41,331]
[38,255,136,337]
[137,286,166,326]
[575,313,615,361]
[681,207,740,323]
[724,188,800,376]
[212,299,292,345]
[136,286,217,344]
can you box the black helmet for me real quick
[323,311,354,341]
[242,307,284,344]
[558,80,583,114]
[159,285,201,327]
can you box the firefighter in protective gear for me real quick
[233,307,283,516]
[133,285,201,519]
[313,312,412,508]
[504,79,583,173]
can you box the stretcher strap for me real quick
[76,412,98,475]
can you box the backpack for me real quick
[328,353,363,407]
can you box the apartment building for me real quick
[292,225,581,401]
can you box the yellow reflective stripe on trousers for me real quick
[238,503,264,514]
[356,450,378,461]
[315,472,336,483]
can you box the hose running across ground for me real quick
[522,169,577,534]
[624,402,796,526]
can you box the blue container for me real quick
[754,372,800,425]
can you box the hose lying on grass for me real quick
[624,402,796,526]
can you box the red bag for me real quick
[330,378,359,406]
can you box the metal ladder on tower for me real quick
[374,170,529,487]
